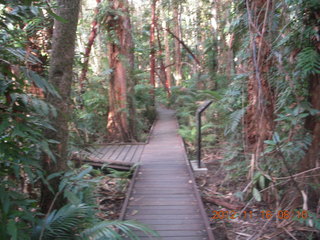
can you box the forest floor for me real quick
[197,148,318,240]
[95,173,129,220]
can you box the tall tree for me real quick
[41,0,81,212]
[79,0,102,92]
[149,0,157,101]
[106,0,136,142]
[300,3,320,201]
[173,6,182,85]
[244,0,275,158]
[164,21,172,91]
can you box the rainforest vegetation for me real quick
[0,0,320,239]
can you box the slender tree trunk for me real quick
[166,28,200,66]
[244,0,275,156]
[79,0,101,91]
[106,0,135,142]
[41,0,80,212]
[173,7,182,85]
[164,21,172,90]
[149,0,157,101]
[156,24,170,97]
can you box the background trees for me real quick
[1,0,320,238]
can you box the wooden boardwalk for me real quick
[76,144,145,169]
[122,107,214,240]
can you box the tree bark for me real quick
[79,0,101,91]
[304,74,320,171]
[156,23,170,97]
[106,0,135,142]
[41,0,80,212]
[173,7,182,85]
[244,0,275,155]
[149,0,157,101]
[301,8,320,180]
[164,21,172,90]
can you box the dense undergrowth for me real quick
[0,1,157,239]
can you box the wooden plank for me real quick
[132,189,195,194]
[130,193,195,198]
[109,145,125,160]
[140,224,205,231]
[136,237,207,240]
[97,145,114,159]
[125,205,200,210]
[129,197,197,204]
[125,214,202,220]
[115,145,131,161]
[134,179,193,184]
[128,200,197,206]
[125,209,200,216]
[123,145,139,162]
[132,230,207,237]
[103,145,120,159]
[131,144,144,163]
[133,183,193,188]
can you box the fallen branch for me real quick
[203,195,244,210]
[165,27,201,65]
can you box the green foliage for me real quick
[72,76,109,144]
[106,167,134,191]
[0,2,71,239]
[31,166,159,240]
[134,83,156,140]
[297,47,320,76]
[224,107,246,135]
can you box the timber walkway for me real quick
[122,107,214,240]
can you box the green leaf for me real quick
[264,140,275,145]
[47,172,62,181]
[253,187,262,202]
[259,175,266,189]
[46,8,68,23]
[273,132,280,144]
[74,166,93,180]
[7,219,18,240]
[64,190,80,205]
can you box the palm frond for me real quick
[32,204,90,240]
[80,220,159,240]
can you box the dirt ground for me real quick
[196,149,319,240]
[96,174,129,220]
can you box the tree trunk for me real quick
[156,22,170,97]
[304,74,320,170]
[41,0,80,212]
[164,21,172,90]
[173,7,182,85]
[244,0,275,155]
[79,0,101,92]
[301,8,320,189]
[149,0,157,101]
[106,0,135,142]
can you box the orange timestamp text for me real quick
[212,210,309,220]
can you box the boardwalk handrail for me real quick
[196,100,213,168]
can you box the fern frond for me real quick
[224,108,246,135]
[80,220,159,240]
[32,204,91,240]
[297,47,320,76]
